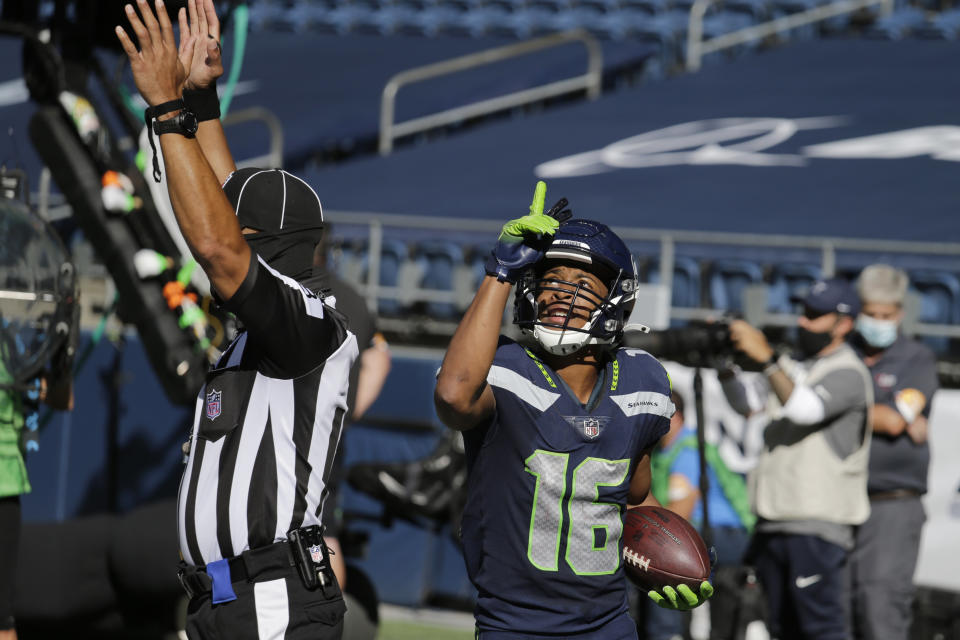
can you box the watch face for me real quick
[181,111,199,135]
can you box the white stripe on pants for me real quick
[254,578,290,639]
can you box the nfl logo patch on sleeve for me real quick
[206,389,222,420]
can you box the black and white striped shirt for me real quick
[177,254,357,567]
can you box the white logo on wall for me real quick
[534,118,960,178]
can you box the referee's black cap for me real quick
[222,168,324,233]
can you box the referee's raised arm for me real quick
[115,0,249,301]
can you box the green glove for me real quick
[485,181,561,283]
[497,180,558,243]
[647,581,714,611]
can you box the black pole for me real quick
[692,367,713,550]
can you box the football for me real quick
[622,506,711,591]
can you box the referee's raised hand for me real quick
[115,0,193,107]
[179,0,224,91]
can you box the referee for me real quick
[117,2,356,638]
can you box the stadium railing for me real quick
[378,28,603,154]
[324,210,960,351]
[685,0,895,71]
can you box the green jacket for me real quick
[651,434,755,532]
[0,361,31,497]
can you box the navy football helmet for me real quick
[514,219,640,356]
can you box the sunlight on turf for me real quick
[378,619,475,640]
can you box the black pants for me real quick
[0,496,20,631]
[185,567,346,639]
[752,533,849,640]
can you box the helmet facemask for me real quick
[516,261,637,356]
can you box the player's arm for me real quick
[116,0,249,300]
[435,276,510,431]
[178,0,236,183]
[627,448,658,506]
[435,181,559,431]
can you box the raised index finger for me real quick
[528,180,546,217]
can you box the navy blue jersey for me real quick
[461,337,673,637]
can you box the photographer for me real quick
[726,278,873,640]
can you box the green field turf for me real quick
[378,619,475,640]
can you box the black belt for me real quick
[868,489,922,501]
[178,541,297,599]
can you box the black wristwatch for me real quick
[148,98,199,138]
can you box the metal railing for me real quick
[223,107,285,169]
[325,210,960,340]
[686,0,895,72]
[378,29,603,155]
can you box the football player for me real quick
[435,183,713,639]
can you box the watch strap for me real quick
[143,98,188,183]
[145,98,186,122]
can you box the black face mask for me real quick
[796,326,834,359]
[244,227,323,283]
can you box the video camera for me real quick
[0,171,78,389]
[626,320,735,368]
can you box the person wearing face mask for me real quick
[848,265,939,640]
[117,2,356,636]
[722,278,873,640]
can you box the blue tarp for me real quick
[302,39,960,244]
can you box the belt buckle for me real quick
[177,568,196,599]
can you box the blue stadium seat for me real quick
[620,0,670,14]
[487,7,560,37]
[362,5,425,34]
[576,0,623,13]
[908,270,960,355]
[249,0,297,31]
[702,11,756,39]
[439,6,513,36]
[531,0,578,11]
[724,0,773,21]
[708,259,764,312]
[767,263,822,313]
[313,3,381,33]
[910,270,960,325]
[916,8,960,39]
[406,6,471,36]
[330,239,368,283]
[864,6,927,40]
[551,7,610,32]
[416,241,465,319]
[647,256,702,308]
[360,239,412,316]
